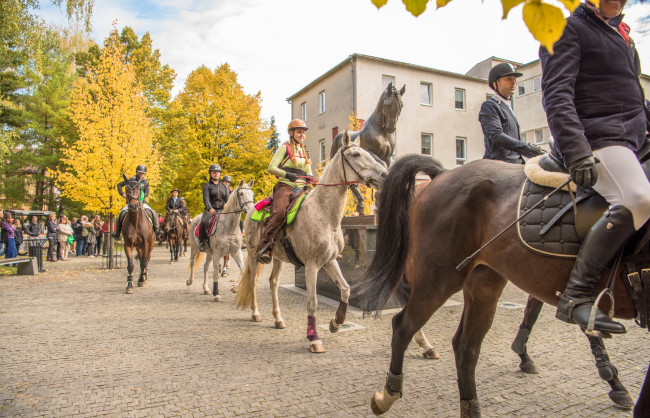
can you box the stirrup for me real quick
[585,288,615,337]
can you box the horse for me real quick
[119,175,156,294]
[356,155,646,416]
[234,131,387,353]
[330,82,405,214]
[182,211,191,256]
[163,211,183,263]
[187,180,254,301]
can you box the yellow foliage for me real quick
[502,0,525,18]
[348,112,363,131]
[57,29,160,215]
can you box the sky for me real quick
[37,0,650,138]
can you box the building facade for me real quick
[287,53,650,169]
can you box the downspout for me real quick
[350,55,357,116]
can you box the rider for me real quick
[256,119,314,264]
[479,62,545,163]
[199,164,230,252]
[165,188,187,216]
[540,0,650,334]
[113,165,162,239]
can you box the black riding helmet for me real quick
[135,165,147,174]
[488,63,523,91]
[208,164,222,173]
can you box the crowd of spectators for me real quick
[0,209,115,263]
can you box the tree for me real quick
[267,116,281,152]
[160,64,274,214]
[369,0,583,53]
[345,112,374,216]
[56,29,161,266]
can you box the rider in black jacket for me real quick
[112,165,162,239]
[198,164,230,252]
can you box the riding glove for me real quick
[285,172,298,182]
[568,155,598,187]
[528,144,546,156]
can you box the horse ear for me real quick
[342,130,351,147]
[247,179,254,188]
[399,84,406,96]
[238,179,244,188]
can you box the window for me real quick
[454,88,465,110]
[533,76,541,92]
[421,133,432,155]
[382,75,395,89]
[534,129,544,144]
[420,83,432,106]
[332,126,339,142]
[319,139,326,163]
[300,102,306,121]
[318,91,326,114]
[520,131,527,143]
[456,137,467,166]
[518,84,526,96]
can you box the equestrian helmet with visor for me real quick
[488,63,523,91]
[222,175,232,183]
[208,164,222,173]
[287,119,308,134]
[135,165,147,174]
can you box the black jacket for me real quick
[165,197,187,213]
[117,175,150,202]
[540,4,647,167]
[24,222,41,237]
[46,220,58,238]
[480,96,541,163]
[202,181,230,212]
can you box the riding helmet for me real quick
[171,188,180,193]
[488,63,523,91]
[208,164,222,173]
[135,165,147,174]
[222,175,232,183]
[287,119,308,134]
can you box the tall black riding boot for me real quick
[556,205,636,334]
[150,209,162,237]
[112,212,126,239]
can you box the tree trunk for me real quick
[108,213,114,269]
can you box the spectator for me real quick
[81,216,96,258]
[93,215,102,256]
[46,213,58,262]
[13,219,23,255]
[73,217,85,256]
[24,216,40,237]
[57,215,73,261]
[70,217,79,253]
[1,212,16,259]
[0,209,4,256]
[38,220,45,235]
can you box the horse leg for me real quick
[304,264,325,353]
[201,249,211,295]
[453,267,507,418]
[413,329,440,359]
[269,259,286,328]
[212,250,221,301]
[511,295,544,374]
[125,246,134,294]
[320,259,350,333]
[248,254,262,322]
[350,183,365,215]
[187,243,197,287]
[587,335,634,408]
[169,238,174,263]
[137,247,147,287]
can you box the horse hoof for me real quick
[371,389,398,415]
[221,272,228,277]
[519,361,539,374]
[252,314,262,322]
[608,389,634,408]
[214,295,222,302]
[309,340,325,353]
[329,318,341,333]
[137,281,144,287]
[422,347,440,359]
[274,320,286,329]
[186,280,192,287]
[126,287,133,294]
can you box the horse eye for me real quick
[352,152,361,157]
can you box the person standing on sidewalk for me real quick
[1,213,17,259]
[57,215,73,261]
[46,213,58,262]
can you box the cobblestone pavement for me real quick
[0,246,648,417]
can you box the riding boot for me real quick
[556,205,635,334]
[256,238,274,264]
[112,212,126,239]
[150,209,162,238]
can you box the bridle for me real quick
[339,145,373,188]
[125,180,143,210]
[218,185,254,214]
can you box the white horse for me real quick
[187,180,254,301]
[235,132,386,353]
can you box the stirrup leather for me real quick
[555,292,593,323]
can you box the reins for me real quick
[297,145,368,187]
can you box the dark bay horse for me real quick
[120,176,156,294]
[163,211,183,263]
[356,155,645,416]
[330,82,405,214]
[182,211,190,256]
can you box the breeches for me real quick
[593,146,650,230]
[261,183,294,244]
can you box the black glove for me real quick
[529,144,546,156]
[568,155,598,187]
[285,172,298,182]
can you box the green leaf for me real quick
[502,0,525,18]
[402,0,429,16]
[522,1,566,54]
[371,0,389,7]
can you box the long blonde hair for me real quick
[288,138,311,166]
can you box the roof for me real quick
[286,53,489,101]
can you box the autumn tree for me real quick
[57,28,161,266]
[344,112,374,216]
[160,64,274,214]
[267,116,280,152]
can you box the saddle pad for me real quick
[251,194,306,225]
[517,180,580,258]
[194,213,219,237]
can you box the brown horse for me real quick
[163,211,183,263]
[356,155,645,416]
[182,211,191,256]
[120,176,156,294]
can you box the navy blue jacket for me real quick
[480,96,542,164]
[540,4,647,167]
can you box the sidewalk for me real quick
[0,245,645,416]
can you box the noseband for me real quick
[340,145,372,187]
[235,187,254,212]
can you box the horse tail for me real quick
[234,256,262,309]
[355,154,446,316]
[187,250,205,271]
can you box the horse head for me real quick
[340,131,387,190]
[125,179,143,211]
[379,82,405,133]
[232,179,255,214]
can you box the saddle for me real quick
[194,212,220,238]
[520,150,650,331]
